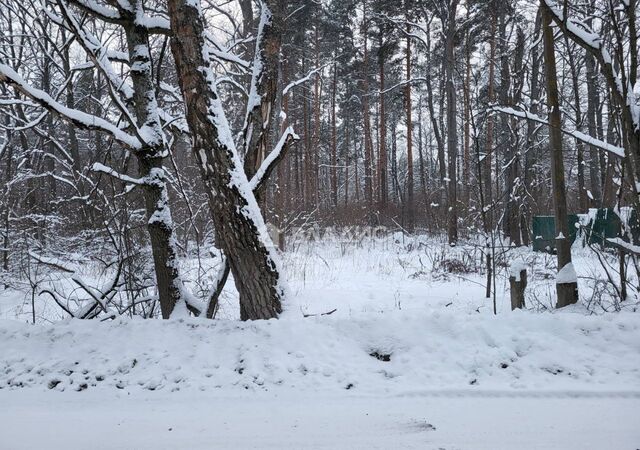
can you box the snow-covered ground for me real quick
[1,234,639,449]
[2,390,638,450]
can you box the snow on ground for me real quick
[1,311,639,393]
[1,234,639,449]
[1,390,638,450]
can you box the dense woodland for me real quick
[0,0,638,319]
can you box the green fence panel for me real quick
[532,214,579,253]
[585,208,640,248]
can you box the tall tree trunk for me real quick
[542,5,578,308]
[565,37,588,211]
[362,5,374,210]
[425,23,445,206]
[445,0,459,245]
[2,113,12,281]
[120,3,184,318]
[584,4,603,206]
[511,27,527,246]
[418,95,428,212]
[303,52,311,209]
[463,19,471,207]
[312,23,321,209]
[499,12,521,246]
[378,32,388,211]
[168,0,285,320]
[524,10,542,240]
[345,115,350,206]
[405,25,414,232]
[331,61,338,207]
[484,12,497,232]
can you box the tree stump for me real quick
[509,265,527,310]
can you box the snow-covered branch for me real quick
[283,64,327,96]
[91,162,145,185]
[541,0,639,133]
[490,106,625,159]
[249,126,299,192]
[0,64,140,149]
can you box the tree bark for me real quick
[444,0,459,245]
[121,2,184,319]
[378,30,388,211]
[405,24,414,232]
[362,4,374,210]
[331,61,338,207]
[542,5,578,308]
[168,0,285,320]
[484,11,497,232]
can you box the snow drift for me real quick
[2,309,639,394]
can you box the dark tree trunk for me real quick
[362,5,374,210]
[444,0,459,245]
[168,0,284,320]
[565,36,588,211]
[122,4,184,319]
[542,5,578,308]
[331,61,338,207]
[585,48,603,206]
[378,31,388,211]
[405,25,414,232]
[484,12,497,232]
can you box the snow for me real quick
[91,162,144,185]
[249,126,299,190]
[509,260,527,281]
[1,237,639,448]
[491,107,625,158]
[1,390,638,450]
[193,4,288,307]
[556,262,577,284]
[1,307,638,393]
[607,237,640,255]
[135,14,171,33]
[240,3,271,137]
[72,0,122,21]
[0,64,140,149]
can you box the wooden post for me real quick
[509,265,527,310]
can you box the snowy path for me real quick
[1,390,638,449]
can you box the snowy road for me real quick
[1,390,638,449]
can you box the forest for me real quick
[0,0,639,448]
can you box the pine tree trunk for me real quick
[418,96,428,213]
[484,12,497,232]
[463,23,471,207]
[499,11,521,246]
[362,6,374,210]
[378,33,388,212]
[524,10,542,243]
[405,26,414,232]
[331,61,338,207]
[445,0,459,245]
